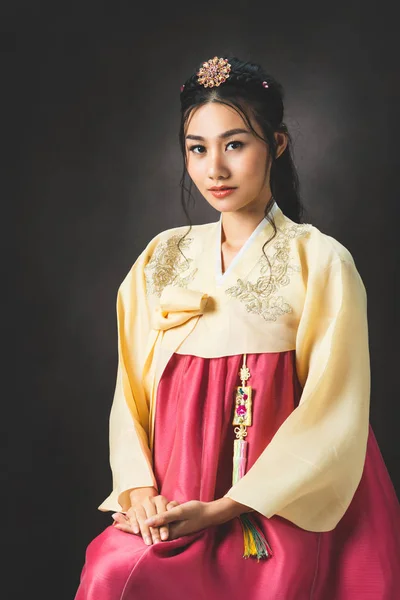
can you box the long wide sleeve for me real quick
[98,242,159,513]
[224,256,371,532]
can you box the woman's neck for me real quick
[220,199,274,249]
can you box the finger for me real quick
[126,511,140,535]
[145,505,183,528]
[160,501,180,540]
[135,504,160,545]
[135,506,155,545]
[113,521,134,534]
[112,512,134,534]
[149,525,161,544]
[143,498,163,545]
[111,512,128,525]
[153,497,173,541]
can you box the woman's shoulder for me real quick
[126,221,215,272]
[281,215,367,295]
[149,221,214,242]
[281,212,357,271]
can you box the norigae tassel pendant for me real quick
[232,355,252,484]
[232,354,273,561]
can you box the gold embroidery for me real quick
[225,223,312,322]
[144,234,198,297]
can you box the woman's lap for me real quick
[75,525,149,600]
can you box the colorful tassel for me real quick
[232,354,273,561]
[238,514,273,560]
[232,439,248,483]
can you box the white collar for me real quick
[216,200,279,284]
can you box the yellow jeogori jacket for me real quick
[98,202,370,533]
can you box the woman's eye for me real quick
[188,140,244,154]
[226,140,244,150]
[189,145,206,154]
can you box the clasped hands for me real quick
[112,486,252,546]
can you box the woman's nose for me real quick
[207,151,230,179]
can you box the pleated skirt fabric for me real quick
[75,351,400,599]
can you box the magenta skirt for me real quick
[75,351,400,599]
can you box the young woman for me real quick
[75,55,400,599]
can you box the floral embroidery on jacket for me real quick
[144,234,198,297]
[225,222,312,322]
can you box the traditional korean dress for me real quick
[75,201,400,600]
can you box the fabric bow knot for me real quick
[151,285,209,331]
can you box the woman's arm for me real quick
[208,497,254,523]
[223,256,370,532]
[98,240,161,513]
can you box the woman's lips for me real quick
[209,188,236,198]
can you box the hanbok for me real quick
[75,202,400,599]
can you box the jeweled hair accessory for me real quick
[180,56,270,92]
[197,56,231,88]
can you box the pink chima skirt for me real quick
[75,351,400,599]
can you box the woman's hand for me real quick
[112,487,180,545]
[144,497,251,540]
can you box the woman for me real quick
[75,56,400,599]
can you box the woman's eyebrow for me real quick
[185,128,251,141]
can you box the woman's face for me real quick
[185,101,285,215]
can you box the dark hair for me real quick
[177,55,306,263]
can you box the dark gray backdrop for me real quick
[8,5,399,600]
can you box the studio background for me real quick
[7,5,399,600]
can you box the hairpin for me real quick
[180,56,269,92]
[196,56,232,88]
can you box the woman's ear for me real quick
[274,132,288,159]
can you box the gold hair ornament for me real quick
[197,56,231,88]
[180,56,269,92]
